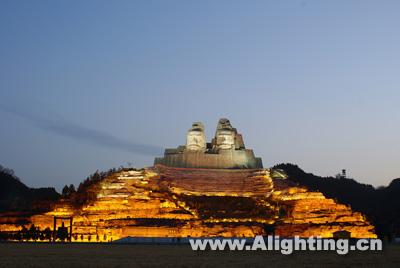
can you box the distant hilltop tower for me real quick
[335,169,347,179]
[154,118,263,169]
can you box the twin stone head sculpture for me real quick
[186,118,242,152]
[154,118,263,169]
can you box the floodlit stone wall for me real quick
[155,150,263,169]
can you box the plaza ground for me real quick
[0,242,399,267]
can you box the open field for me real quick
[0,242,400,267]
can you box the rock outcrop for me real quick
[0,166,376,241]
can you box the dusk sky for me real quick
[1,1,399,190]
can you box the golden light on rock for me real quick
[0,119,377,241]
[0,166,376,241]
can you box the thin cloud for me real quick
[0,104,162,156]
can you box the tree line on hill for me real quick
[0,164,127,214]
[0,165,59,213]
[274,163,400,239]
[61,167,125,207]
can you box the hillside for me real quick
[274,163,400,238]
[0,166,376,241]
[1,163,396,240]
[0,166,60,213]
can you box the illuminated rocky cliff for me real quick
[0,119,377,241]
[0,166,376,241]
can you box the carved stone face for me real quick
[186,130,206,151]
[216,130,235,150]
